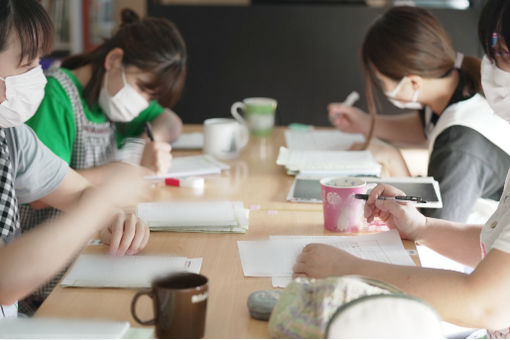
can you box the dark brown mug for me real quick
[131,272,208,338]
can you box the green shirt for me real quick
[26,68,164,164]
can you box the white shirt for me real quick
[480,169,510,337]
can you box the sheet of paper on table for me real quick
[237,230,415,288]
[61,254,202,288]
[171,132,204,150]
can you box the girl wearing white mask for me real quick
[329,6,510,223]
[0,0,149,318]
[26,9,185,184]
[294,1,510,337]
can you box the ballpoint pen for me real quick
[145,122,155,142]
[354,193,427,204]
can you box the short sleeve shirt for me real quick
[26,68,165,165]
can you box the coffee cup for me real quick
[203,118,249,160]
[231,97,277,137]
[320,177,367,232]
[131,272,208,339]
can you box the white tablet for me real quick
[287,176,443,209]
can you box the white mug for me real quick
[203,118,249,160]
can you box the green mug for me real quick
[231,98,277,137]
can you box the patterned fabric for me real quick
[0,128,20,245]
[18,68,117,315]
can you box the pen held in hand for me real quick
[145,122,155,142]
[331,91,360,122]
[354,193,427,204]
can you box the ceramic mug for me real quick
[131,272,209,339]
[320,177,366,232]
[231,97,277,137]
[203,118,249,160]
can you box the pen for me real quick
[331,91,360,121]
[145,122,155,142]
[353,194,427,204]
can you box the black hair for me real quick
[479,0,510,58]
[0,0,54,64]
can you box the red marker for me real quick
[165,177,204,188]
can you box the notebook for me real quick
[137,201,249,233]
[171,132,204,150]
[276,147,381,177]
[61,254,202,288]
[0,318,130,339]
[285,129,365,151]
[286,176,442,208]
[145,154,230,180]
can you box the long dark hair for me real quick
[479,0,510,58]
[62,9,187,109]
[361,6,482,147]
[0,0,54,65]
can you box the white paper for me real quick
[171,132,204,150]
[238,230,415,286]
[285,130,365,151]
[137,201,249,233]
[61,254,200,288]
[145,154,230,180]
[0,318,130,339]
[276,147,381,177]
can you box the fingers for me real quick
[144,142,172,176]
[126,217,150,255]
[108,213,125,256]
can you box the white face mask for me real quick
[98,68,149,122]
[481,55,510,122]
[385,76,423,110]
[0,65,47,128]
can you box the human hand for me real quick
[140,141,172,176]
[99,211,150,256]
[293,244,360,279]
[364,184,427,241]
[327,103,370,134]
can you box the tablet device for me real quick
[287,176,442,208]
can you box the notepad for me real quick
[0,318,130,339]
[276,147,381,177]
[145,154,230,180]
[137,201,249,233]
[238,230,415,287]
[61,254,202,288]
[171,132,204,150]
[285,130,365,151]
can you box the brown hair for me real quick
[479,0,510,59]
[62,9,187,109]
[0,0,54,65]
[361,6,482,148]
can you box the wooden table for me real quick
[36,126,419,338]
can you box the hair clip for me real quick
[492,32,498,48]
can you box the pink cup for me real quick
[320,177,366,232]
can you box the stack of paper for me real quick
[145,154,230,180]
[0,318,130,339]
[61,254,202,288]
[137,201,249,233]
[276,147,381,177]
[237,230,415,288]
[285,130,365,151]
[171,132,204,150]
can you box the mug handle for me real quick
[231,102,247,125]
[131,289,156,326]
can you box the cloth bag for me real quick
[268,275,443,338]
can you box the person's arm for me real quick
[148,109,183,143]
[295,244,510,330]
[328,103,426,144]
[0,173,146,305]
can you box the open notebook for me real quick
[137,201,249,233]
[61,254,202,288]
[277,147,381,177]
[0,318,130,339]
[145,154,230,180]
